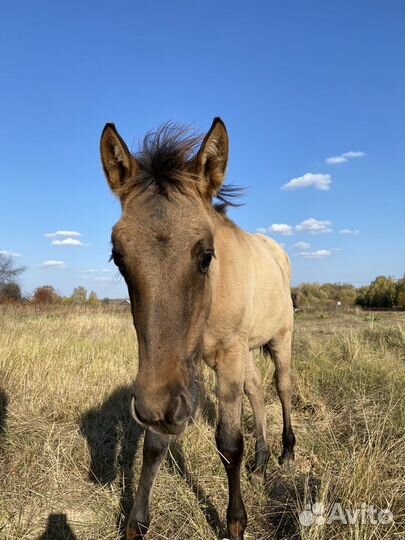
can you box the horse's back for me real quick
[245,233,293,348]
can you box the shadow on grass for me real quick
[0,388,8,456]
[37,513,77,540]
[79,385,144,536]
[0,388,8,433]
[80,385,224,539]
[168,440,225,538]
[265,469,321,540]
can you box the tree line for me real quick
[0,254,102,304]
[292,276,405,309]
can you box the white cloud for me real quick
[326,151,365,165]
[269,223,294,236]
[339,228,360,235]
[39,260,67,268]
[341,151,366,159]
[52,238,85,246]
[94,276,114,282]
[256,227,268,234]
[293,241,311,250]
[282,173,332,191]
[0,250,22,257]
[325,156,347,165]
[45,230,81,238]
[296,218,333,234]
[299,249,331,259]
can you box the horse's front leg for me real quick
[126,430,170,540]
[215,346,247,540]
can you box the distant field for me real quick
[0,305,404,540]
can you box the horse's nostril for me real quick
[131,394,159,426]
[165,393,191,426]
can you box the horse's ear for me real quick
[195,117,229,198]
[100,123,138,195]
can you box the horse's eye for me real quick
[200,251,214,273]
[111,250,124,269]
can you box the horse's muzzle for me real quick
[130,392,190,436]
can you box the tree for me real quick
[71,286,87,303]
[0,254,25,284]
[355,276,400,308]
[88,291,99,305]
[33,285,60,304]
[0,282,22,302]
[395,277,405,309]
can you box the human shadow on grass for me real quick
[264,469,321,540]
[37,513,77,540]
[79,385,144,535]
[80,384,225,539]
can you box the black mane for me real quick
[132,122,243,212]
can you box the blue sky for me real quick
[1,1,404,298]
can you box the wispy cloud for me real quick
[52,238,85,246]
[0,250,22,257]
[339,228,360,235]
[299,249,331,259]
[282,172,331,191]
[94,276,114,282]
[83,269,112,273]
[293,241,311,250]
[341,151,366,159]
[295,218,333,234]
[39,260,67,268]
[268,224,294,236]
[326,151,365,165]
[256,227,268,234]
[44,230,81,238]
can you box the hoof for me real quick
[249,466,267,488]
[278,450,295,470]
[126,522,148,540]
[250,471,262,488]
[228,517,247,540]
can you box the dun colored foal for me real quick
[100,118,296,540]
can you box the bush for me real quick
[71,286,87,303]
[0,282,22,302]
[292,283,357,307]
[33,286,60,304]
[355,275,404,308]
[88,291,99,305]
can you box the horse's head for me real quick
[100,119,230,435]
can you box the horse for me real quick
[100,118,296,540]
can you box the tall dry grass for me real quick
[0,305,404,539]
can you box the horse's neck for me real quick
[211,214,250,290]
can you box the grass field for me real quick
[0,305,404,540]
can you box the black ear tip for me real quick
[101,122,116,137]
[212,117,227,132]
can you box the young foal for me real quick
[100,118,296,540]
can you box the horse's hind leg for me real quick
[268,330,296,467]
[244,352,269,480]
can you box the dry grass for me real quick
[0,305,404,540]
